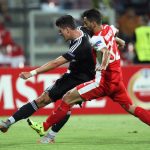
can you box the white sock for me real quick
[48,130,57,137]
[8,116,16,125]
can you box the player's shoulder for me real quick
[91,35,103,41]
[102,24,114,30]
[77,26,93,37]
[102,24,111,31]
[90,35,104,46]
[102,24,118,36]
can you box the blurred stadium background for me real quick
[0,0,150,149]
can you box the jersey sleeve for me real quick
[110,25,118,35]
[62,51,75,61]
[90,36,107,52]
[62,39,82,61]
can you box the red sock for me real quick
[43,101,71,131]
[134,106,150,126]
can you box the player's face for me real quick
[83,17,94,32]
[58,27,70,41]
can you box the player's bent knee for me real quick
[63,91,72,104]
[63,88,81,105]
[35,92,51,108]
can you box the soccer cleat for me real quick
[37,133,55,144]
[0,120,9,133]
[27,118,45,137]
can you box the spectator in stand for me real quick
[63,0,73,9]
[6,41,25,68]
[117,8,141,65]
[0,22,25,67]
[0,0,11,22]
[0,22,12,66]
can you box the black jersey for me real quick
[62,26,95,81]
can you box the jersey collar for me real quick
[94,25,103,36]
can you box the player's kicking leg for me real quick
[41,88,82,131]
[27,111,71,143]
[27,119,45,137]
[0,92,51,133]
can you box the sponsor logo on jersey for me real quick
[95,41,102,46]
[128,69,150,109]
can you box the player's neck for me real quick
[71,29,82,40]
[93,25,103,34]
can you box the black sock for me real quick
[51,111,71,132]
[12,100,38,122]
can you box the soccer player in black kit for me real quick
[0,15,95,143]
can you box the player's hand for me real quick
[19,72,32,80]
[95,65,106,71]
[118,43,125,50]
[95,66,101,71]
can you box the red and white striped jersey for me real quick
[90,24,123,83]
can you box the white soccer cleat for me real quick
[37,133,55,144]
[0,120,9,133]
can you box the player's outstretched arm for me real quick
[19,56,68,80]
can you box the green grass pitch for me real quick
[0,115,150,150]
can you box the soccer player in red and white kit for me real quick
[37,9,150,132]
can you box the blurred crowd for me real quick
[112,0,150,65]
[0,23,25,67]
[0,0,150,67]
[0,0,25,68]
[117,8,150,65]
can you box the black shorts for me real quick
[45,73,91,102]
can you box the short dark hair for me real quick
[55,15,77,29]
[82,8,102,24]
